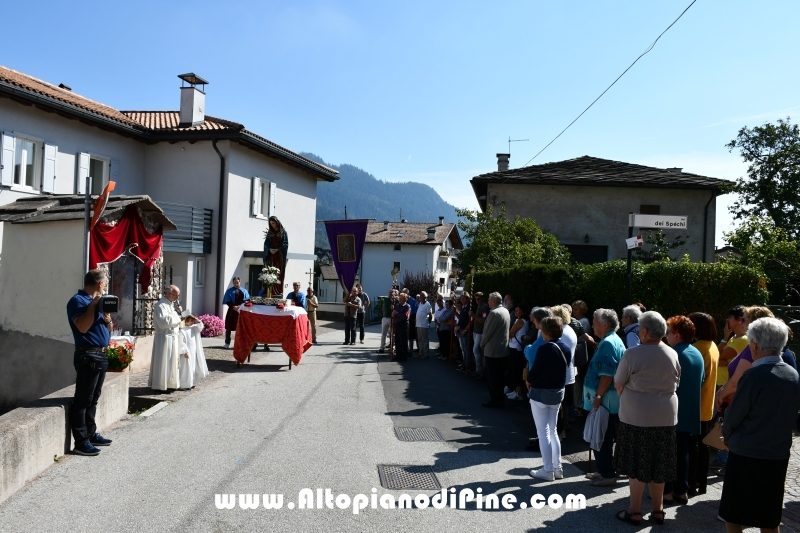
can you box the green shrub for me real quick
[473,260,768,324]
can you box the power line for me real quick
[521,0,698,167]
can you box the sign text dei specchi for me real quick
[629,214,688,229]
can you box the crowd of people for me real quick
[376,287,800,530]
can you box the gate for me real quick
[132,263,170,336]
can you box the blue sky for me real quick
[3,1,798,246]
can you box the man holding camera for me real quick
[66,269,114,456]
[149,285,183,391]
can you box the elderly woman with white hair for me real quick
[583,308,626,487]
[719,317,800,532]
[613,311,680,526]
[621,304,643,348]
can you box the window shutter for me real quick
[1,132,14,186]
[77,152,90,194]
[42,144,58,193]
[269,181,276,217]
[251,177,260,216]
[111,159,120,184]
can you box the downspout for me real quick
[702,189,715,263]
[212,139,226,313]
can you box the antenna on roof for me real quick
[399,208,402,222]
[344,205,347,219]
[508,136,529,156]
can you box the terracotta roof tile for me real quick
[121,111,244,131]
[365,222,462,248]
[0,66,142,128]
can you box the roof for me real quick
[0,194,177,230]
[319,264,339,281]
[471,155,732,211]
[365,222,463,248]
[0,65,338,182]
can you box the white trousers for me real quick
[380,317,392,350]
[530,399,562,472]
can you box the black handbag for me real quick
[574,339,589,367]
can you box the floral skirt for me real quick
[614,422,676,483]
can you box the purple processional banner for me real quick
[323,219,369,293]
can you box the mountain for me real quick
[302,153,464,250]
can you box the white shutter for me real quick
[77,152,90,194]
[269,180,276,217]
[111,159,120,184]
[42,144,58,193]
[251,177,260,216]
[1,132,14,186]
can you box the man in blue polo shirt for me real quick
[285,281,307,309]
[66,269,114,456]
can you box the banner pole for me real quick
[626,213,634,305]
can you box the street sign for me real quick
[631,214,687,229]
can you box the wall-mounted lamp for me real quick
[584,234,590,243]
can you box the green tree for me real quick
[455,205,571,274]
[726,117,800,239]
[723,215,800,304]
[632,230,689,261]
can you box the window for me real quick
[438,260,447,271]
[393,261,401,272]
[393,244,401,251]
[89,156,108,195]
[14,137,41,188]
[640,205,660,215]
[194,257,205,287]
[252,177,275,219]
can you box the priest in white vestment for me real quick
[148,285,182,391]
[178,312,209,389]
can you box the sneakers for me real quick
[73,442,101,456]
[504,386,511,395]
[585,472,602,480]
[360,340,364,344]
[589,476,617,487]
[90,433,112,446]
[223,343,230,349]
[530,468,555,481]
[507,391,522,400]
[554,467,564,479]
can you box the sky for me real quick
[2,0,798,247]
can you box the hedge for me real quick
[471,260,768,325]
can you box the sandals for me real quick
[651,510,666,525]
[616,510,642,526]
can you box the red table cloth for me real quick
[233,307,312,365]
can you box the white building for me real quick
[360,219,462,302]
[0,65,337,409]
[0,66,338,322]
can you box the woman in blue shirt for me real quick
[664,315,705,504]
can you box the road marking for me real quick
[139,401,169,417]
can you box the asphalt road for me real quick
[0,324,773,532]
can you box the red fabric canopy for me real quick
[90,205,163,291]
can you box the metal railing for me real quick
[157,201,213,254]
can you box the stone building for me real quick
[470,155,731,263]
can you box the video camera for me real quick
[97,294,119,314]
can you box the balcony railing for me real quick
[157,201,213,254]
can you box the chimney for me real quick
[497,153,510,171]
[427,228,436,240]
[383,221,389,231]
[438,216,444,226]
[178,73,208,127]
[666,167,683,173]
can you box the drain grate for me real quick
[378,465,442,490]
[394,427,445,442]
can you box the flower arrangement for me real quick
[106,340,134,371]
[258,265,281,286]
[198,314,225,337]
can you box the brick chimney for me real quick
[497,153,510,171]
